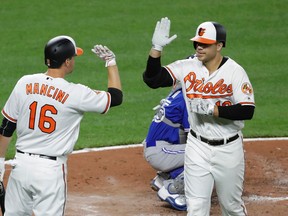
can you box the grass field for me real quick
[0,0,287,158]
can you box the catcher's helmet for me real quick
[190,21,226,49]
[44,35,83,68]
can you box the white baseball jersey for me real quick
[165,57,255,138]
[2,73,110,156]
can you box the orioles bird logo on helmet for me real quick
[198,28,206,36]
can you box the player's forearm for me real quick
[0,117,15,158]
[0,135,12,158]
[149,48,162,58]
[106,65,123,107]
[107,65,122,91]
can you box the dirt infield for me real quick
[4,139,288,215]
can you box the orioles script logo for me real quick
[198,28,205,36]
[184,72,233,98]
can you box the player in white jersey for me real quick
[0,35,123,215]
[143,18,255,216]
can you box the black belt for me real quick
[190,130,239,146]
[17,149,57,161]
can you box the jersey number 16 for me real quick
[29,101,57,134]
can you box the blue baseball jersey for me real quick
[145,89,189,147]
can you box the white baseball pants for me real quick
[184,134,247,216]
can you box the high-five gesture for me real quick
[152,17,177,51]
[92,45,116,67]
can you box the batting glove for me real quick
[0,158,5,181]
[152,17,177,51]
[91,45,116,67]
[189,98,214,116]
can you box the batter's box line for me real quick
[245,195,288,202]
[71,137,288,155]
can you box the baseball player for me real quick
[143,86,189,210]
[0,35,123,215]
[142,17,255,216]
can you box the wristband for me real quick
[152,44,163,52]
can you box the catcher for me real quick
[143,85,189,211]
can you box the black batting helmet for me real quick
[44,35,83,68]
[190,21,226,49]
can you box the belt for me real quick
[16,149,57,161]
[190,130,239,146]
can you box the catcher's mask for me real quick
[190,21,226,49]
[44,35,83,68]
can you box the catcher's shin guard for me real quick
[157,179,187,211]
[150,171,170,191]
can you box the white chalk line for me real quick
[72,143,143,154]
[244,195,288,202]
[72,137,288,154]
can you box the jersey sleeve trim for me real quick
[1,109,17,123]
[101,92,111,114]
[239,102,255,106]
[164,66,177,86]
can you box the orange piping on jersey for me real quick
[61,164,67,216]
[187,93,233,99]
[102,92,111,114]
[26,83,69,104]
[239,102,255,106]
[1,109,17,123]
[187,93,203,99]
